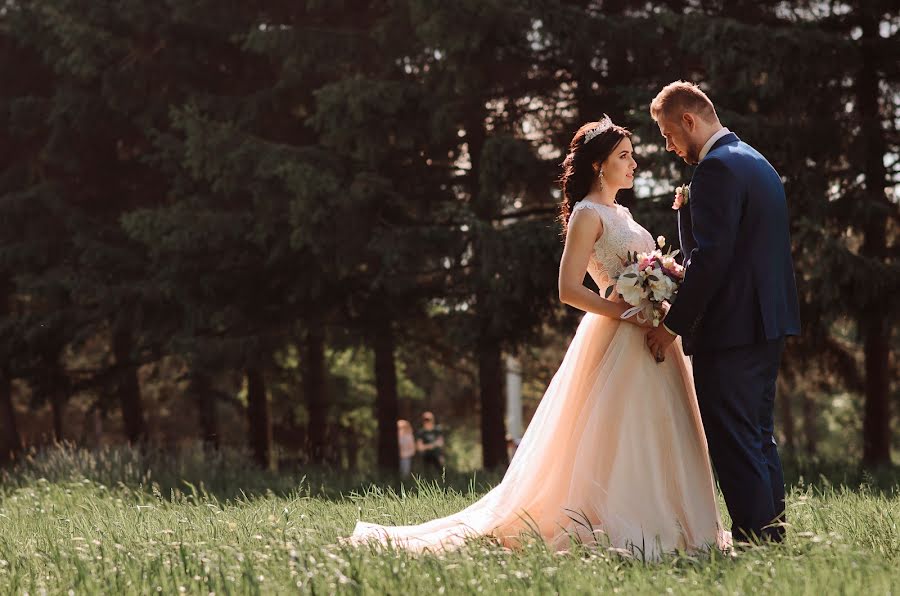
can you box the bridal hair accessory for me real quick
[584,114,614,144]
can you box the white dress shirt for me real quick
[698,127,732,161]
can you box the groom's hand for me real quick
[646,323,677,363]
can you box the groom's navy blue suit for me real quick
[664,132,801,543]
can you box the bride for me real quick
[349,116,729,558]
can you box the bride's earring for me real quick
[597,168,604,192]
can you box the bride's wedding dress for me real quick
[350,200,728,558]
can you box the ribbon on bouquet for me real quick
[619,305,648,323]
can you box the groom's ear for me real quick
[682,112,696,132]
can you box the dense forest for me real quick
[0,0,897,472]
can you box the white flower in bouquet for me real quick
[648,266,678,301]
[615,266,648,306]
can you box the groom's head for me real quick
[651,81,721,165]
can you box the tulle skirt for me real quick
[350,313,729,558]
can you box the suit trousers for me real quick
[692,338,786,542]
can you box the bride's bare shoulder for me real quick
[569,201,605,239]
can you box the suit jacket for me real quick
[666,133,801,354]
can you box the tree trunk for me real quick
[304,321,328,463]
[245,367,272,469]
[778,388,795,454]
[802,391,817,457]
[50,392,65,443]
[0,277,20,464]
[372,314,399,471]
[190,370,219,449]
[91,408,104,447]
[112,311,146,443]
[857,11,892,466]
[464,109,508,470]
[346,428,359,471]
[0,370,20,466]
[861,317,890,465]
[478,339,507,469]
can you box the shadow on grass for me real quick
[1,444,897,504]
[782,455,900,496]
[0,442,506,503]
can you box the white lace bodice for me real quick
[571,200,656,290]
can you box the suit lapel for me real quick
[683,132,740,252]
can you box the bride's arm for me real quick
[558,208,630,320]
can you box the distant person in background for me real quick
[397,420,416,478]
[415,411,445,471]
[505,434,520,463]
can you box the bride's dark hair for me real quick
[558,117,631,233]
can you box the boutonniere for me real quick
[672,184,690,210]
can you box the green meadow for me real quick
[0,446,897,594]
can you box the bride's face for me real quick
[598,137,637,190]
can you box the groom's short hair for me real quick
[650,81,717,123]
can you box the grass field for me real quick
[0,446,897,594]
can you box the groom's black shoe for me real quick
[733,522,785,546]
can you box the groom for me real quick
[645,81,801,543]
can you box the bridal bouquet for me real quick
[604,236,685,327]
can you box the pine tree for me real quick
[851,0,898,465]
[295,1,470,469]
[393,0,569,467]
